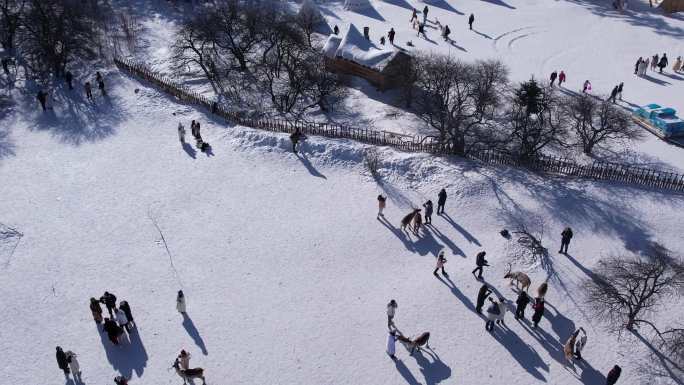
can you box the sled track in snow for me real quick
[0,224,23,269]
[493,26,535,50]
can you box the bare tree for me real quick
[585,252,684,332]
[212,0,267,71]
[564,94,643,155]
[0,0,24,51]
[413,54,508,155]
[505,78,567,160]
[19,0,105,76]
[171,13,224,93]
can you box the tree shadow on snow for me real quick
[633,331,684,385]
[97,325,148,378]
[182,313,208,355]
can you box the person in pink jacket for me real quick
[433,250,448,277]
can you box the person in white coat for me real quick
[115,307,130,333]
[178,122,186,143]
[177,290,187,314]
[495,297,507,327]
[574,327,587,360]
[386,331,397,360]
[65,351,81,381]
[178,350,191,370]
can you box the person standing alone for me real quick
[377,195,386,218]
[387,299,398,330]
[559,227,573,254]
[472,251,488,280]
[468,14,475,30]
[437,188,447,215]
[433,250,448,277]
[177,290,187,314]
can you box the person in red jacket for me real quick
[558,70,566,87]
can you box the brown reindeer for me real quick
[504,263,531,292]
[173,358,206,385]
[396,331,431,354]
[400,209,420,231]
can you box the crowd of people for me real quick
[379,188,622,384]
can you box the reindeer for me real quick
[400,209,420,231]
[173,358,206,385]
[504,263,531,292]
[397,332,431,355]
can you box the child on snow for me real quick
[377,195,386,218]
[387,299,398,329]
[433,250,448,277]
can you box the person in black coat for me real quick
[56,346,70,376]
[103,318,122,345]
[515,291,530,320]
[658,53,668,73]
[388,28,395,44]
[437,188,447,215]
[65,71,73,90]
[36,90,47,111]
[560,227,573,254]
[475,284,492,313]
[531,297,545,328]
[471,251,489,280]
[468,14,475,30]
[423,200,433,224]
[119,300,135,329]
[100,291,117,317]
[606,365,622,385]
[90,297,103,324]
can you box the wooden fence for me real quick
[113,57,684,192]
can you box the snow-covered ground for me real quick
[1,66,684,385]
[124,0,684,172]
[2,1,684,385]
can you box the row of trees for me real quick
[408,54,643,159]
[1,0,109,77]
[171,0,345,116]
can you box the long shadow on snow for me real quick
[98,326,148,378]
[377,216,417,253]
[412,349,452,385]
[394,358,421,385]
[490,326,549,381]
[296,151,327,179]
[440,213,481,246]
[436,275,477,313]
[182,313,208,355]
[425,224,465,257]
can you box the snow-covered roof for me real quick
[344,0,372,11]
[322,35,342,58]
[298,0,323,23]
[329,24,399,71]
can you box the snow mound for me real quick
[333,24,397,71]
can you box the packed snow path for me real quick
[1,67,683,384]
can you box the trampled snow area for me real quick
[2,1,684,385]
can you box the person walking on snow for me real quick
[85,82,93,100]
[468,14,475,30]
[574,327,588,360]
[56,346,70,377]
[387,299,398,329]
[475,284,492,313]
[119,300,135,329]
[558,70,566,86]
[178,350,191,370]
[609,85,619,103]
[634,57,642,75]
[388,28,396,44]
[515,290,530,320]
[100,291,117,317]
[485,297,501,331]
[290,129,303,154]
[658,53,668,73]
[560,227,573,254]
[423,200,433,224]
[496,297,507,326]
[472,251,489,280]
[582,80,591,93]
[639,58,649,76]
[437,188,447,215]
[65,351,81,381]
[422,5,429,23]
[115,307,130,333]
[417,23,426,38]
[178,122,186,143]
[673,56,682,72]
[65,71,74,90]
[433,250,448,277]
[410,8,418,23]
[564,327,583,362]
[617,82,623,100]
[651,54,659,71]
[442,25,451,41]
[377,195,386,218]
[387,330,398,359]
[177,290,187,314]
[606,365,622,385]
[550,71,558,87]
[90,297,103,324]
[531,296,545,328]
